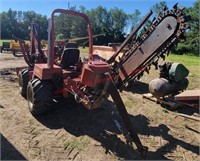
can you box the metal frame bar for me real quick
[48,9,93,69]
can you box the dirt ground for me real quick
[0,52,199,160]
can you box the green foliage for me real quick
[175,42,195,54]
[174,0,199,55]
[0,9,48,40]
[127,9,141,31]
[79,46,89,54]
[53,6,139,45]
[63,136,90,151]
[56,33,66,41]
[151,1,167,16]
[166,54,200,90]
[0,6,140,46]
[167,54,199,67]
[54,13,87,39]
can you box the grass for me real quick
[79,47,89,59]
[166,53,200,89]
[123,95,137,108]
[166,54,199,67]
[79,46,89,53]
[124,99,133,108]
[166,54,200,77]
[63,136,90,151]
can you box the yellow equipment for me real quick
[10,40,30,55]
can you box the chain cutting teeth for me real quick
[179,15,191,23]
[163,6,168,11]
[119,4,190,83]
[173,3,178,9]
[180,23,190,30]
[178,6,185,11]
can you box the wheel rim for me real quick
[19,86,22,93]
[18,73,22,87]
[27,85,33,110]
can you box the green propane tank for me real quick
[168,63,189,82]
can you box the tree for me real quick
[0,9,18,39]
[86,6,111,45]
[127,9,141,32]
[0,6,141,45]
[174,0,199,55]
[54,13,88,40]
[0,9,48,40]
[79,5,87,14]
[150,1,199,55]
[56,33,65,41]
[151,1,167,17]
[86,7,129,45]
[109,7,128,42]
[23,11,48,40]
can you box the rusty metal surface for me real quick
[49,9,93,69]
[106,73,148,158]
[111,7,190,87]
[120,16,177,80]
[175,90,200,101]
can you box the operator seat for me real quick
[60,42,80,69]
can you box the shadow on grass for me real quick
[34,97,199,160]
[34,100,140,160]
[125,80,199,115]
[124,81,149,94]
[1,133,27,160]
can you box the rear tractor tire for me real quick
[27,78,54,115]
[18,68,29,98]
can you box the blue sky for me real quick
[0,0,196,17]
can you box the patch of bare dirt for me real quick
[0,52,199,160]
[0,52,26,69]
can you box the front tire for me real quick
[27,78,54,115]
[18,68,29,98]
[13,50,16,56]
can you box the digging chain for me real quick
[119,6,190,83]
